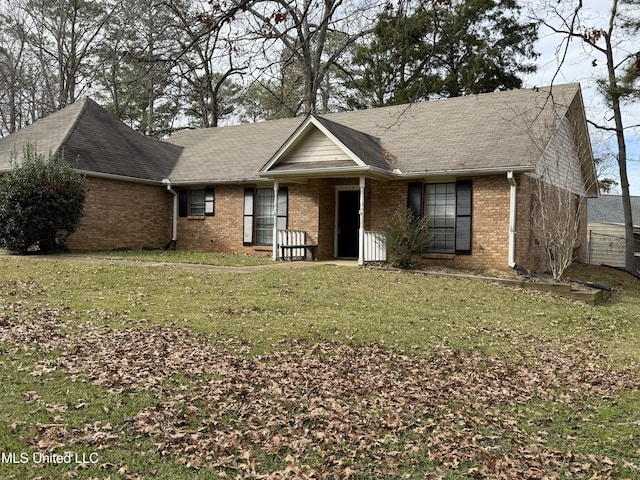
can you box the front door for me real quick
[337,190,360,258]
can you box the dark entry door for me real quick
[337,190,360,258]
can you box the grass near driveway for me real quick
[0,254,638,479]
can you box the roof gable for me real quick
[0,99,182,182]
[0,101,85,172]
[63,99,182,181]
[259,115,390,178]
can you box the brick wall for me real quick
[176,185,243,253]
[516,173,589,273]
[318,176,515,270]
[175,179,378,260]
[67,176,172,251]
[369,180,407,230]
[288,180,321,245]
[169,175,586,272]
[175,183,323,257]
[412,176,512,271]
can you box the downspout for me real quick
[162,178,178,247]
[507,171,517,268]
[272,180,279,261]
[358,176,365,267]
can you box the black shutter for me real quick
[455,181,472,254]
[407,182,424,217]
[205,188,215,216]
[243,188,254,246]
[178,190,188,217]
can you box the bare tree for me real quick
[211,0,379,117]
[539,0,639,273]
[533,114,596,280]
[93,0,181,136]
[166,0,245,127]
[0,13,27,134]
[0,6,48,135]
[14,0,121,110]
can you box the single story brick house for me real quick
[0,83,597,271]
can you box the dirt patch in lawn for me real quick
[2,299,639,479]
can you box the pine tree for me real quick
[348,0,538,107]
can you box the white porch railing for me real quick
[364,231,386,262]
[278,229,385,262]
[277,229,306,258]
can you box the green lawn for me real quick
[0,254,638,479]
[66,249,274,267]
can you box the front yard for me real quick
[0,254,638,479]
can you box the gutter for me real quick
[162,178,178,245]
[170,178,276,186]
[396,165,535,179]
[257,165,393,181]
[507,171,517,268]
[256,165,536,181]
[75,169,166,186]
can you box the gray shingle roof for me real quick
[0,99,182,182]
[588,195,640,226]
[167,117,303,183]
[1,83,588,186]
[167,83,586,182]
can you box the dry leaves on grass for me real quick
[0,281,68,353]
[125,340,636,479]
[1,293,639,479]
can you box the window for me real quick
[190,189,205,215]
[407,181,472,254]
[178,188,214,217]
[425,183,456,253]
[243,187,288,246]
[255,188,274,245]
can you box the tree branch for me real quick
[587,118,640,131]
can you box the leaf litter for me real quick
[1,285,639,479]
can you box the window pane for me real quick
[255,188,274,245]
[425,183,455,253]
[190,189,205,215]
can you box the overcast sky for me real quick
[522,0,640,195]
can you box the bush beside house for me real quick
[383,208,432,268]
[0,144,87,254]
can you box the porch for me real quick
[277,228,386,263]
[269,177,390,265]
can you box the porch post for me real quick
[358,176,365,266]
[272,180,279,261]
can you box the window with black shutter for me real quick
[243,187,288,246]
[409,181,473,255]
[178,188,215,217]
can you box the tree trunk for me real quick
[604,5,636,273]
